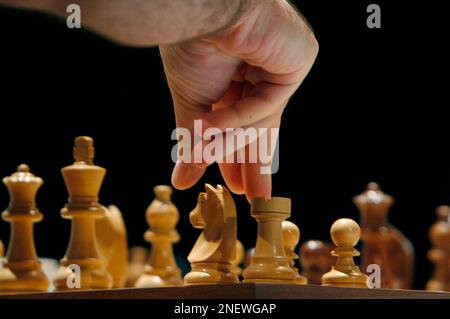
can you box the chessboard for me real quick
[1,284,450,299]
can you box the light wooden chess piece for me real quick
[353,182,415,289]
[322,218,369,288]
[244,247,254,268]
[243,197,297,283]
[282,220,307,284]
[426,206,450,292]
[126,246,148,287]
[184,184,239,285]
[300,240,334,285]
[53,136,113,291]
[231,240,244,276]
[136,185,182,287]
[96,205,128,288]
[0,164,49,293]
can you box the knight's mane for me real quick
[201,185,224,240]
[220,187,237,218]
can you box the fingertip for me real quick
[218,163,245,195]
[227,181,245,195]
[245,186,272,203]
[171,161,206,190]
[193,162,210,169]
[242,164,272,203]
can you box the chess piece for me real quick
[136,185,182,287]
[321,218,369,288]
[426,206,450,292]
[231,240,244,276]
[282,220,307,284]
[96,205,128,288]
[243,197,297,283]
[299,240,334,285]
[244,248,254,268]
[53,136,113,291]
[0,164,49,293]
[126,246,148,287]
[353,182,415,289]
[184,184,239,284]
[0,240,3,257]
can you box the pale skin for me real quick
[0,0,318,201]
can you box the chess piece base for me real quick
[0,266,48,293]
[135,266,182,287]
[53,261,112,291]
[243,256,297,283]
[135,274,181,288]
[295,274,308,285]
[184,262,239,285]
[426,280,449,292]
[321,266,369,288]
[243,278,298,284]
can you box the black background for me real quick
[0,0,448,290]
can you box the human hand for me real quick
[160,0,318,201]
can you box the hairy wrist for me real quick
[211,0,265,34]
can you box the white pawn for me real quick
[282,221,307,284]
[322,218,368,288]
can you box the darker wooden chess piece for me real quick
[243,197,297,283]
[299,240,334,285]
[322,218,368,288]
[426,206,450,292]
[53,136,113,291]
[0,164,49,293]
[136,185,182,287]
[353,182,415,289]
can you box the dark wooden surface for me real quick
[1,283,450,299]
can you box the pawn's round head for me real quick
[17,164,30,173]
[282,220,300,249]
[367,182,380,191]
[330,218,360,247]
[436,205,450,221]
[154,185,173,202]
